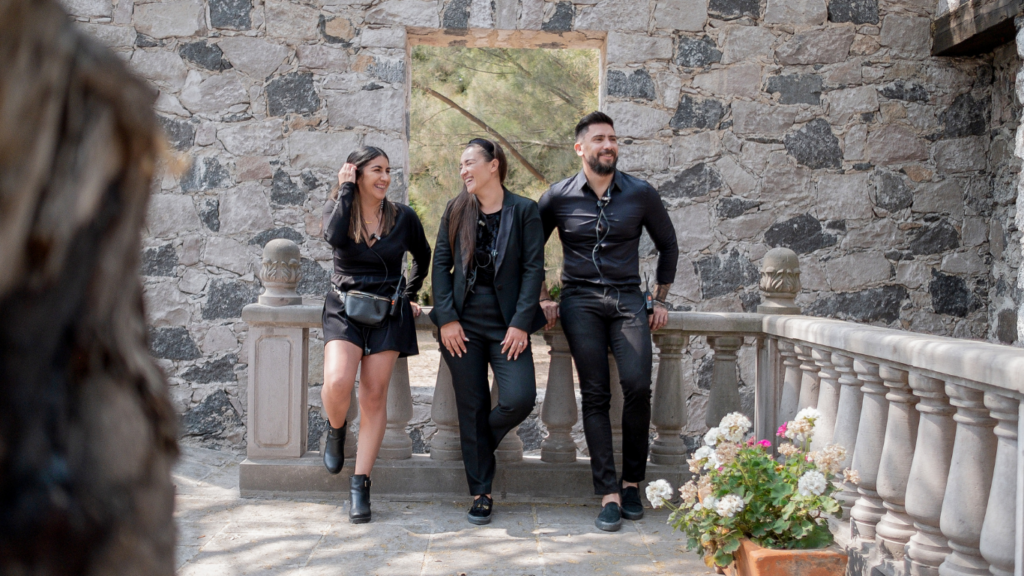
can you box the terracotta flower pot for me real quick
[725,538,848,576]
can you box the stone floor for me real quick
[173,447,713,575]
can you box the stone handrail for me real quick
[242,240,1021,575]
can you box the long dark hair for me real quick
[447,138,508,268]
[330,146,397,244]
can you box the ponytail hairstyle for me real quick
[447,138,508,269]
[329,146,397,244]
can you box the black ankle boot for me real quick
[322,421,346,474]
[350,474,371,523]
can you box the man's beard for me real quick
[586,150,617,175]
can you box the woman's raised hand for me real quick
[440,321,469,358]
[338,163,357,186]
[500,326,529,361]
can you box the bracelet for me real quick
[539,298,554,303]
[653,299,667,306]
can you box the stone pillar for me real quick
[754,337,778,442]
[429,332,462,461]
[830,353,862,519]
[541,331,578,463]
[492,369,525,463]
[757,247,802,315]
[938,384,997,576]
[905,373,955,576]
[378,357,413,460]
[795,344,820,411]
[777,340,801,425]
[608,352,623,457]
[978,393,1018,576]
[811,348,840,450]
[706,336,744,428]
[650,332,688,465]
[850,359,889,540]
[874,365,919,559]
[246,239,308,459]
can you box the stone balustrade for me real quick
[240,240,1022,575]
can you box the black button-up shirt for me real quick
[539,170,678,290]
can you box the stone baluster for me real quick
[754,337,777,442]
[777,340,802,425]
[905,373,955,576]
[938,384,997,576]
[978,392,1019,576]
[850,359,889,540]
[874,365,919,559]
[795,344,820,411]
[429,330,462,461]
[541,331,578,463]
[651,332,688,465]
[811,348,840,450]
[378,357,413,459]
[609,352,623,457]
[706,336,744,427]
[343,385,358,458]
[830,353,862,518]
[492,368,525,462]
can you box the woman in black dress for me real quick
[430,139,546,524]
[321,146,431,524]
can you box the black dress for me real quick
[321,182,431,357]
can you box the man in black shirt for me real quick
[538,111,678,532]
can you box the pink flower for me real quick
[776,423,788,437]
[746,438,756,446]
[806,455,813,462]
[758,440,772,448]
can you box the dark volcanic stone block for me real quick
[717,197,760,219]
[676,36,722,68]
[271,168,308,206]
[249,227,305,247]
[368,58,406,84]
[940,93,989,138]
[660,163,723,198]
[141,244,177,277]
[929,270,972,317]
[695,249,759,299]
[807,285,909,323]
[708,0,760,19]
[827,0,878,24]
[181,390,243,438]
[298,258,332,296]
[764,214,837,254]
[995,308,1017,343]
[542,1,574,31]
[182,354,239,384]
[200,198,220,232]
[880,80,928,103]
[442,0,471,28]
[784,119,842,169]
[607,69,656,100]
[158,115,196,150]
[181,157,230,192]
[909,220,960,255]
[203,279,260,320]
[871,170,913,211]
[149,326,201,360]
[766,74,823,105]
[516,414,544,452]
[179,41,232,71]
[308,408,328,452]
[670,95,726,130]
[210,0,251,30]
[267,73,319,117]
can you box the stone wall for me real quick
[60,0,1021,448]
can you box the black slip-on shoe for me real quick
[467,495,493,525]
[595,502,622,532]
[620,484,645,521]
[322,421,346,474]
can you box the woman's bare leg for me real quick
[321,340,363,428]
[353,350,400,476]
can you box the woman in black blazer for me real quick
[430,139,546,525]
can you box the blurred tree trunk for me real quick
[0,0,178,574]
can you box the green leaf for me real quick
[721,538,742,554]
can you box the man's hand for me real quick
[440,321,469,357]
[649,301,668,331]
[500,327,530,361]
[540,300,559,330]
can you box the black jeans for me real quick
[559,285,652,495]
[441,289,537,496]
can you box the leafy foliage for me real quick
[409,46,600,301]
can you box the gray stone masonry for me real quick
[60,0,1022,449]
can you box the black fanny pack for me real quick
[336,278,404,329]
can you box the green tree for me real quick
[409,46,600,302]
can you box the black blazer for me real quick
[429,189,547,334]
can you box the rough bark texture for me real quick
[0,0,178,574]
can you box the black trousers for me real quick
[441,288,537,496]
[559,286,652,495]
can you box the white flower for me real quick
[795,407,822,428]
[645,479,674,508]
[716,494,745,518]
[694,446,714,461]
[693,502,703,511]
[798,470,828,496]
[704,427,722,447]
[703,496,718,511]
[718,413,752,442]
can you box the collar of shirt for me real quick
[570,169,625,199]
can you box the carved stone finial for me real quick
[758,247,801,315]
[259,239,302,306]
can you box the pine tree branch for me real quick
[413,81,549,185]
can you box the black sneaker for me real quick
[468,495,493,525]
[595,502,622,532]
[620,484,644,521]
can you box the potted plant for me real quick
[645,410,858,576]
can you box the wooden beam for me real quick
[932,0,1023,56]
